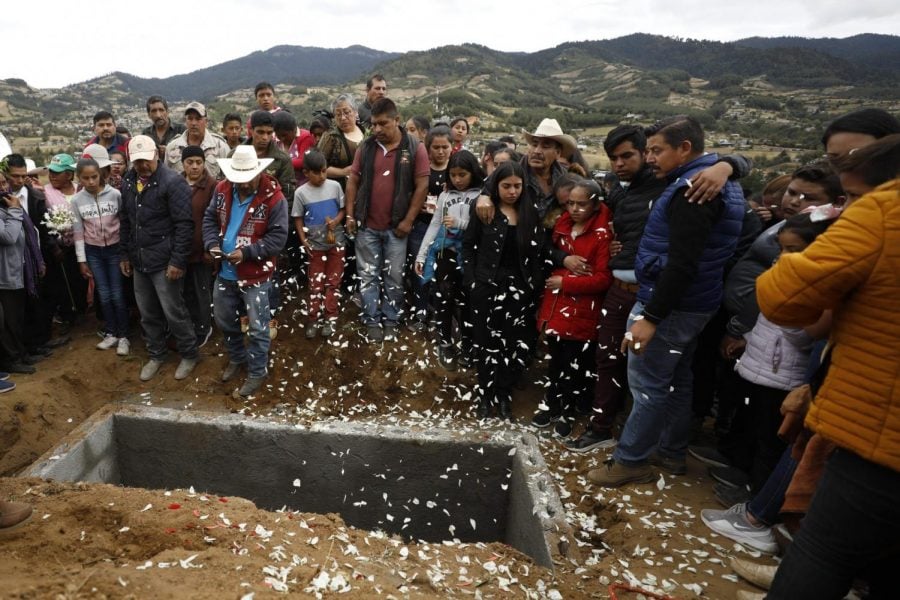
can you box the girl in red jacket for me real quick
[533,179,613,438]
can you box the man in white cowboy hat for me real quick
[164,101,230,179]
[119,134,199,382]
[202,145,288,397]
[475,117,576,223]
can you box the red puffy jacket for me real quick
[537,205,613,341]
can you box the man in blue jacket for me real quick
[589,116,745,487]
[120,135,199,381]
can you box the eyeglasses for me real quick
[334,109,355,118]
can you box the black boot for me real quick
[476,397,492,420]
[498,394,513,421]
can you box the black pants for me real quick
[470,277,531,404]
[433,250,471,350]
[547,336,596,419]
[746,381,789,493]
[0,288,27,363]
[768,449,900,599]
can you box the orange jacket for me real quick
[757,179,900,472]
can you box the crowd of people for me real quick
[0,74,898,600]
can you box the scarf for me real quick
[21,210,44,297]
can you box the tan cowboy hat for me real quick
[219,145,274,183]
[523,118,578,158]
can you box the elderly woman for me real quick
[317,93,365,190]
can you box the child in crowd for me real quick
[71,158,129,356]
[222,113,245,150]
[533,180,613,438]
[462,161,543,421]
[414,150,484,369]
[107,150,127,190]
[293,150,346,338]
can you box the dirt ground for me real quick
[0,301,777,599]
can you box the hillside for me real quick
[736,34,900,74]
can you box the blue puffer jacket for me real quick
[119,163,194,273]
[635,153,745,313]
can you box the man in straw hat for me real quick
[203,145,288,397]
[119,135,199,382]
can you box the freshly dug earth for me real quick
[0,308,775,598]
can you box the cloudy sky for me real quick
[5,0,898,88]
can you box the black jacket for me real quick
[119,163,194,273]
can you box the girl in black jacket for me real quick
[462,161,542,420]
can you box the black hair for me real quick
[604,124,647,154]
[446,150,484,189]
[254,81,274,96]
[484,141,506,159]
[272,110,298,133]
[778,213,834,246]
[821,108,900,148]
[489,160,539,259]
[302,149,327,173]
[572,178,604,204]
[498,135,516,145]
[409,115,430,133]
[4,154,26,169]
[449,117,469,133]
[644,115,704,154]
[310,115,331,134]
[425,125,452,150]
[567,148,590,174]
[370,97,398,119]
[249,110,274,129]
[552,173,581,198]
[116,125,130,137]
[492,147,520,163]
[145,95,168,112]
[75,157,100,176]
[93,110,114,125]
[223,112,242,126]
[791,161,844,203]
[366,74,386,90]
[830,133,900,188]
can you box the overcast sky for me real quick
[5,0,898,89]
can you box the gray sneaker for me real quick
[367,325,383,343]
[320,320,336,338]
[140,359,164,382]
[221,361,243,383]
[174,357,199,380]
[239,376,266,397]
[700,503,778,554]
[305,321,320,339]
[383,325,398,342]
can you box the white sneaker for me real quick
[116,337,130,356]
[701,503,778,554]
[96,335,119,350]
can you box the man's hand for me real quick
[562,255,591,276]
[545,275,562,290]
[686,161,732,204]
[79,263,93,280]
[622,318,657,355]
[38,264,46,278]
[719,334,747,359]
[300,238,313,253]
[393,219,413,239]
[475,195,494,224]
[345,217,357,236]
[609,240,623,257]
[226,249,243,265]
[120,259,132,277]
[166,265,185,280]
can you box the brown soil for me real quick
[0,307,774,598]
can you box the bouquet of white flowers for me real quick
[42,203,75,237]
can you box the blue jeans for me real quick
[747,443,798,526]
[133,268,198,361]
[614,300,713,465]
[406,220,431,320]
[355,228,407,327]
[85,244,129,338]
[213,277,272,378]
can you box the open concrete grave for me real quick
[24,405,572,568]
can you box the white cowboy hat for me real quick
[219,145,274,183]
[523,118,578,158]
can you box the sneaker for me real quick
[383,324,398,341]
[269,319,278,340]
[565,430,617,453]
[320,320,336,338]
[730,556,777,590]
[689,445,731,468]
[367,325,383,343]
[709,465,750,489]
[305,321,320,339]
[553,419,573,439]
[650,453,687,475]
[0,380,15,393]
[45,335,71,349]
[587,459,655,488]
[239,376,266,397]
[6,362,35,375]
[96,335,119,350]
[714,481,750,507]
[437,344,457,371]
[116,338,131,357]
[140,359,163,382]
[700,503,778,554]
[221,361,244,383]
[97,328,111,339]
[197,329,213,348]
[240,316,249,333]
[531,409,560,429]
[406,319,425,333]
[0,500,32,532]
[0,372,8,381]
[174,357,199,380]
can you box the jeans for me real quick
[86,244,130,338]
[406,220,430,321]
[355,228,408,327]
[768,449,900,599]
[591,283,636,434]
[133,268,198,360]
[747,444,798,527]
[614,300,713,466]
[213,277,272,378]
[183,261,213,338]
[307,247,345,321]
